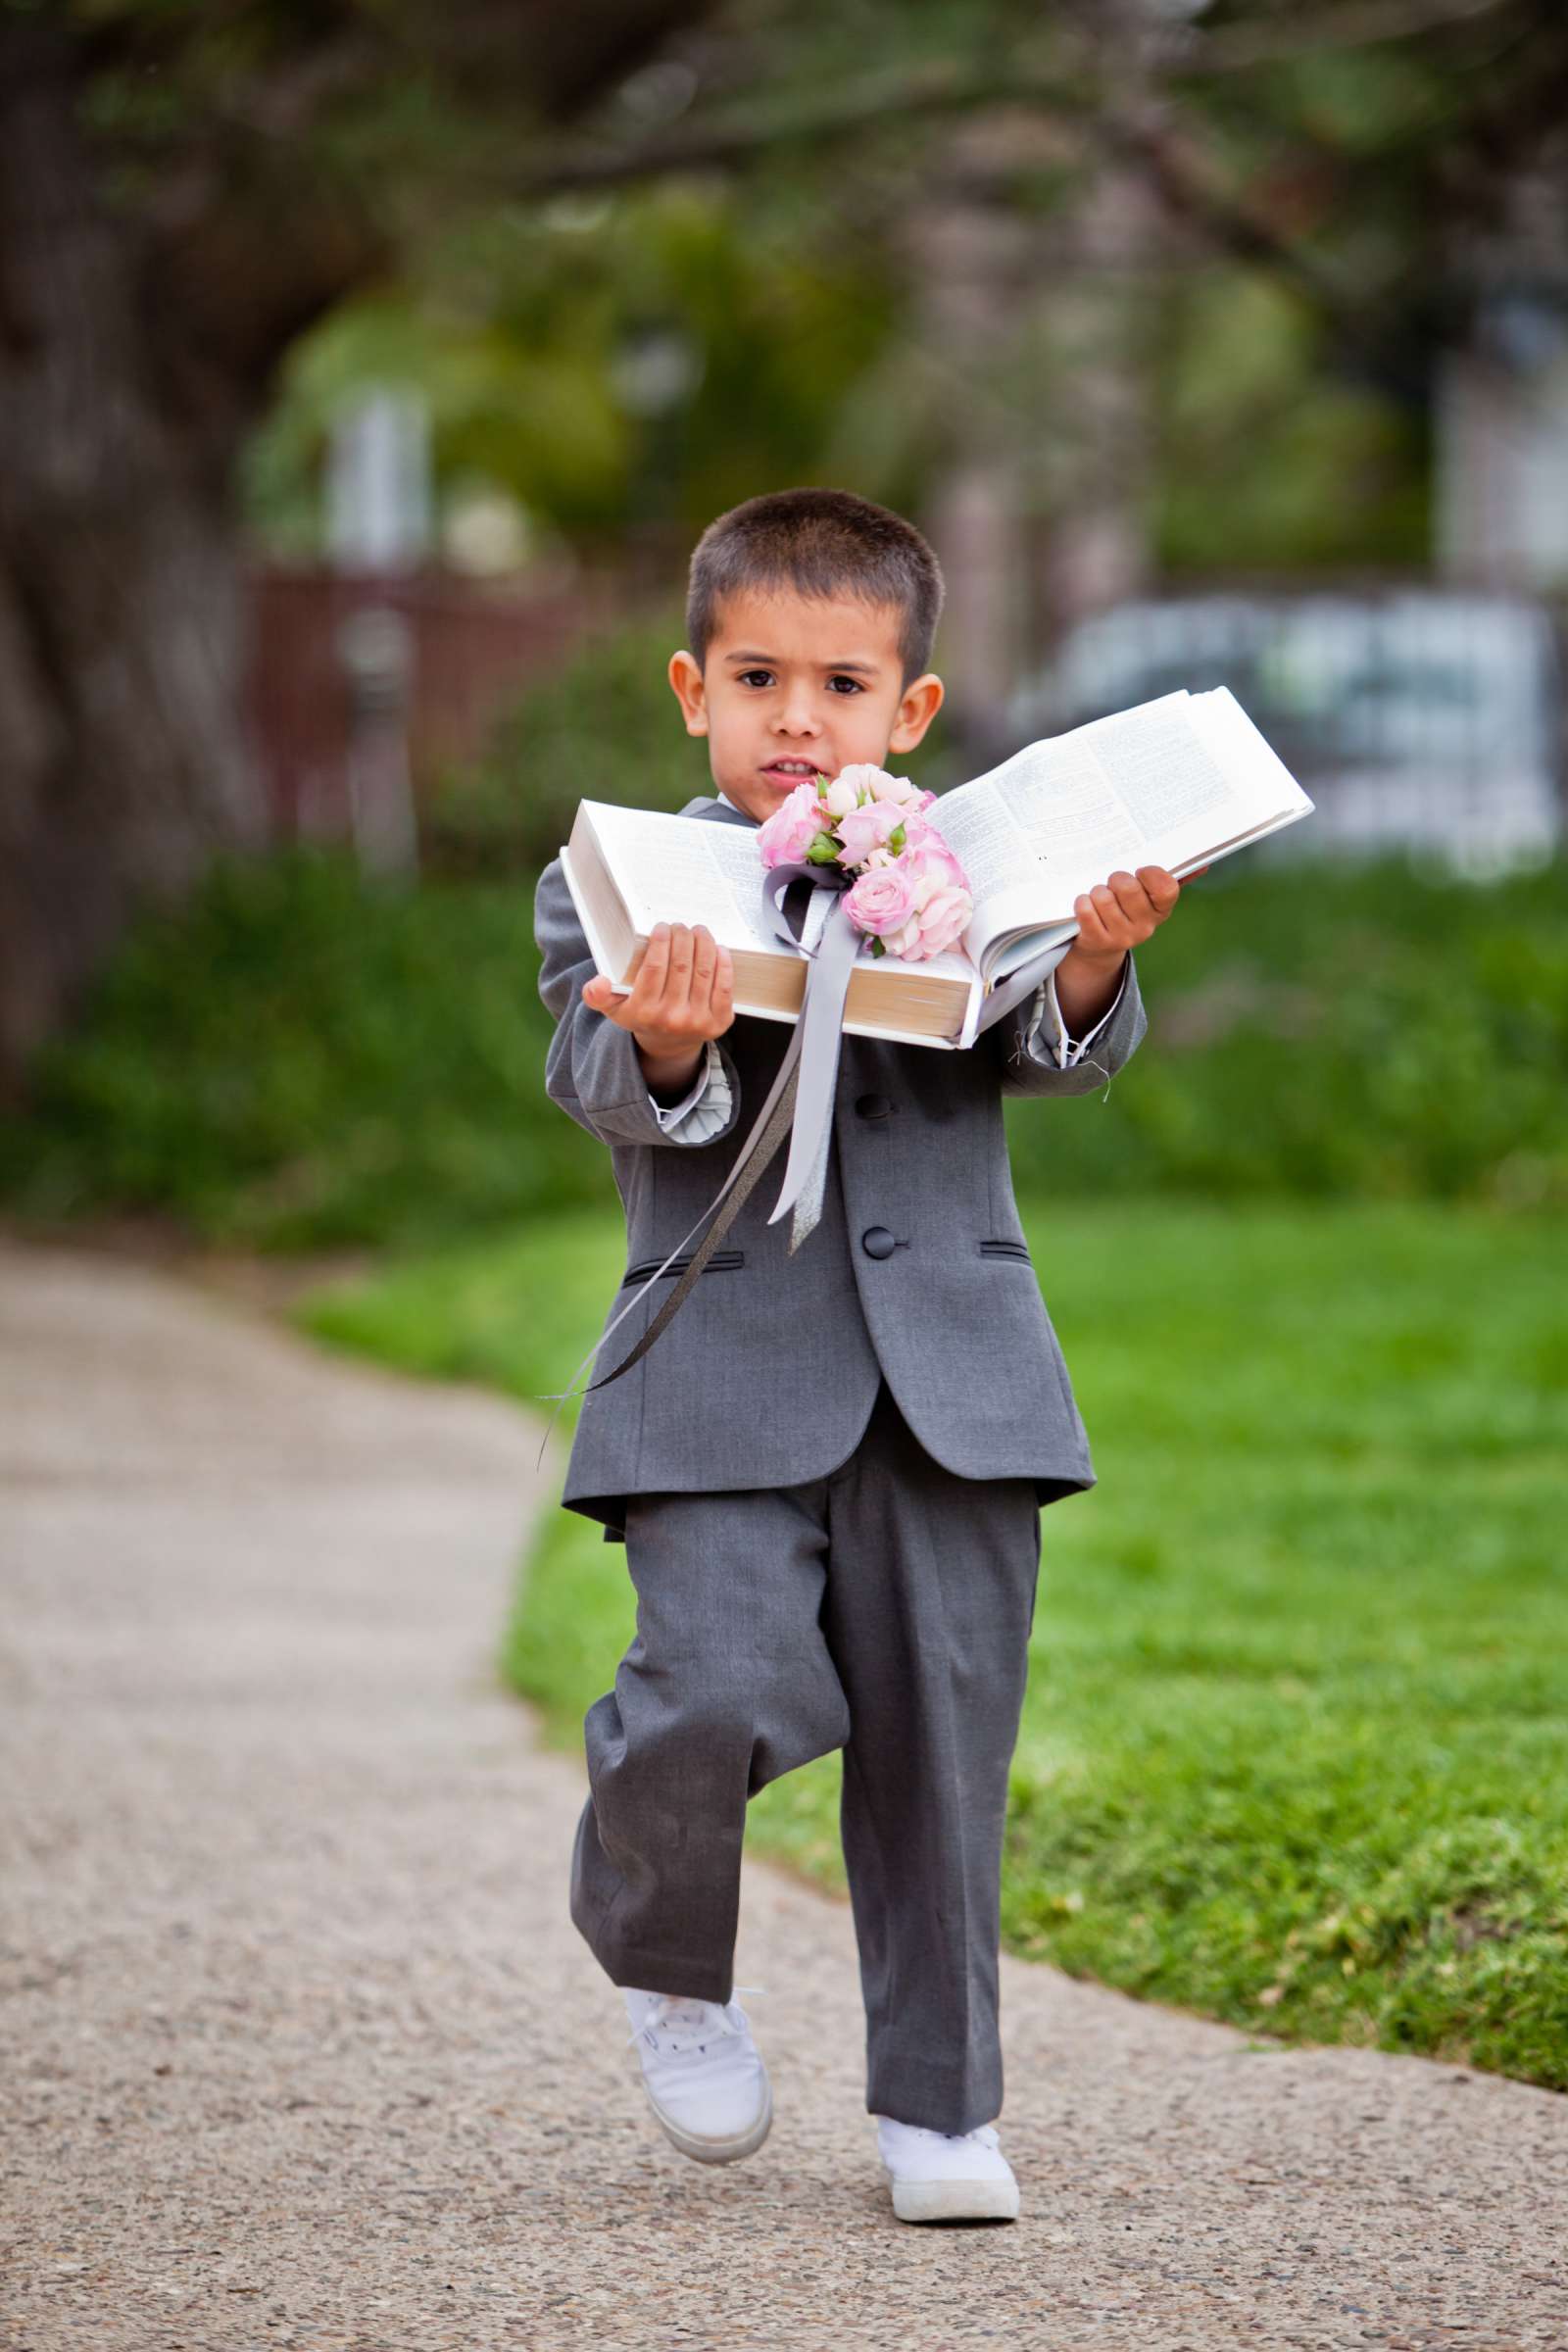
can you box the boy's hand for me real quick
[1055,863,1207,1031]
[581,921,735,1099]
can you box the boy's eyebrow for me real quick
[723,650,882,673]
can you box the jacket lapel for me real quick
[681,796,760,832]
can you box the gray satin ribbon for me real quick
[532,1028,803,1465]
[534,882,1078,1461]
[759,878,1078,1249]
[760,858,859,1253]
[531,868,834,1462]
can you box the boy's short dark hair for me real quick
[686,487,945,688]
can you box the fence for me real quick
[245,564,632,845]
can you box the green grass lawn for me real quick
[298,1200,1568,2089]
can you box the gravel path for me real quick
[2,1237,1564,2352]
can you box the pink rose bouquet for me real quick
[756,765,974,963]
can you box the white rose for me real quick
[869,769,918,806]
[822,774,860,819]
[832,762,887,802]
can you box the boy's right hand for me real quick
[581,921,735,1095]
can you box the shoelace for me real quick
[625,1985,766,2059]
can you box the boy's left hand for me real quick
[1054,863,1207,1032]
[1069,863,1206,967]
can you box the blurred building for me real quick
[246,389,631,845]
[1009,590,1564,877]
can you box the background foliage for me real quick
[233,3,1568,579]
[3,818,1564,1251]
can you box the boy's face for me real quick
[667,586,944,825]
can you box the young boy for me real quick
[534,487,1191,2225]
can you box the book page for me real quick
[924,788,1032,907]
[936,687,1306,953]
[1072,691,1244,868]
[997,737,1150,877]
[1189,687,1315,820]
[582,802,981,994]
[586,804,788,956]
[986,918,1078,981]
[933,737,1150,956]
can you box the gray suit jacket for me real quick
[535,796,1149,1538]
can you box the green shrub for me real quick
[1004,852,1568,1210]
[0,850,611,1251]
[422,604,711,876]
[3,835,1565,1253]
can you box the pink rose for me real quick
[870,844,974,959]
[912,883,972,957]
[821,773,861,820]
[835,799,905,866]
[844,862,918,939]
[757,780,830,869]
[906,831,967,895]
[892,803,945,853]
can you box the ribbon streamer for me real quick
[534,871,1080,1464]
[530,866,837,1464]
[531,1031,802,1466]
[758,858,860,1252]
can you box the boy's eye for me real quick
[738,667,869,691]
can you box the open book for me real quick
[560,686,1313,1051]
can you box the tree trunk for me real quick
[0,27,268,1101]
[910,106,1157,770]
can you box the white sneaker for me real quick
[875,2114,1021,2224]
[623,1987,772,2165]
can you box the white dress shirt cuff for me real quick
[648,1039,735,1143]
[1025,958,1130,1070]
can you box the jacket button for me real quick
[855,1093,893,1120]
[861,1226,898,1260]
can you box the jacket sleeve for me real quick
[534,857,744,1150]
[985,950,1149,1099]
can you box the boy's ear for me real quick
[668,650,709,737]
[888,671,944,756]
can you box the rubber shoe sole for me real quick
[890,2172,1021,2224]
[642,2074,773,2166]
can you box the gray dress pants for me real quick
[568,1378,1043,2135]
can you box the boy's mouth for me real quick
[762,759,825,783]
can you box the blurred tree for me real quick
[505,0,1568,725]
[5,0,1568,1091]
[221,2,1568,686]
[244,186,898,555]
[0,0,720,1096]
